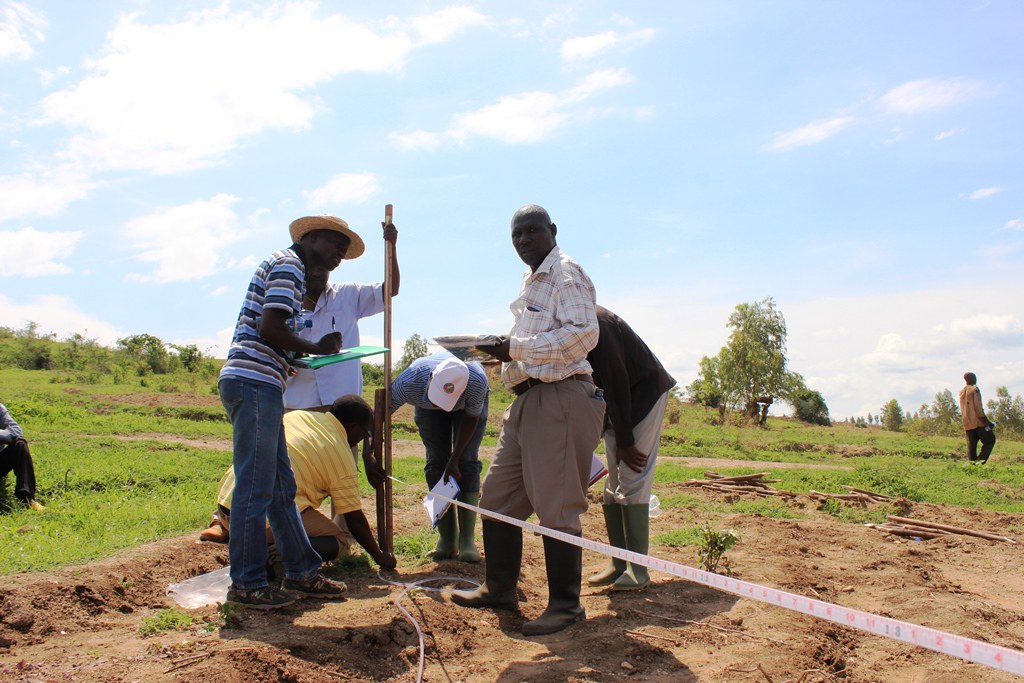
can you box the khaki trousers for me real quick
[480,378,605,534]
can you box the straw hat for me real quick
[288,215,365,260]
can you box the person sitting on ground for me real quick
[0,402,45,512]
[959,372,996,464]
[390,352,490,562]
[201,395,396,574]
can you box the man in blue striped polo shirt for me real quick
[391,352,490,562]
[219,214,361,609]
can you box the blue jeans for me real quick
[414,393,488,493]
[219,378,322,589]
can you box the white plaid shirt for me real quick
[501,246,599,389]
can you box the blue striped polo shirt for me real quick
[390,353,489,416]
[219,248,305,391]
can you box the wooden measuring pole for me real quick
[382,204,395,552]
[372,388,386,549]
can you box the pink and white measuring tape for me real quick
[430,491,1024,676]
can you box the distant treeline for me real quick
[0,323,217,383]
[844,389,1024,441]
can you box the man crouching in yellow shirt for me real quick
[201,395,397,573]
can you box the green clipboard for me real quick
[297,345,389,369]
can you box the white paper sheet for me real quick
[423,477,461,527]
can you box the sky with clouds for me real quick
[1,0,1022,420]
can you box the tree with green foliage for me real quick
[117,333,170,375]
[686,355,724,409]
[791,387,831,426]
[880,399,904,432]
[170,344,204,373]
[691,297,803,425]
[395,333,429,374]
[987,386,1024,438]
[362,361,386,387]
[931,388,961,434]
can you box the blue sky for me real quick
[2,1,1022,420]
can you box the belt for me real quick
[511,373,593,397]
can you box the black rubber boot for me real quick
[522,535,585,636]
[450,519,521,609]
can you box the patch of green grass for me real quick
[817,499,898,525]
[139,608,197,637]
[3,366,1024,576]
[655,525,704,548]
[392,527,436,563]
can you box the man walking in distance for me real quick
[218,214,357,609]
[452,204,605,636]
[959,372,996,464]
[585,306,675,591]
[390,352,490,562]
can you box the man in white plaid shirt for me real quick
[452,204,606,636]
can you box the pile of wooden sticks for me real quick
[866,515,1016,543]
[682,472,801,498]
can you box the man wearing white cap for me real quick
[391,352,490,562]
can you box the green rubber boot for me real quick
[612,504,650,591]
[431,506,458,561]
[457,492,481,563]
[587,504,627,586]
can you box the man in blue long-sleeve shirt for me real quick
[0,402,44,511]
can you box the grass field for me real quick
[2,366,1023,575]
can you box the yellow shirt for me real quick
[217,411,361,515]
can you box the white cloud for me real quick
[208,285,228,298]
[765,116,855,153]
[0,0,46,62]
[968,186,1002,200]
[0,294,124,346]
[879,78,981,115]
[1006,219,1024,231]
[861,333,928,372]
[767,78,980,153]
[37,64,69,87]
[305,172,380,209]
[943,314,1024,346]
[407,5,489,45]
[0,226,83,276]
[560,28,655,62]
[391,68,634,149]
[123,194,246,283]
[935,128,962,141]
[38,3,481,174]
[0,169,95,223]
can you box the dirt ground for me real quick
[2,447,1024,682]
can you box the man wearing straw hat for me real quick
[452,204,605,636]
[218,215,358,609]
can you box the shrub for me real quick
[792,388,831,426]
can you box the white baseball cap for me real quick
[427,357,470,412]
